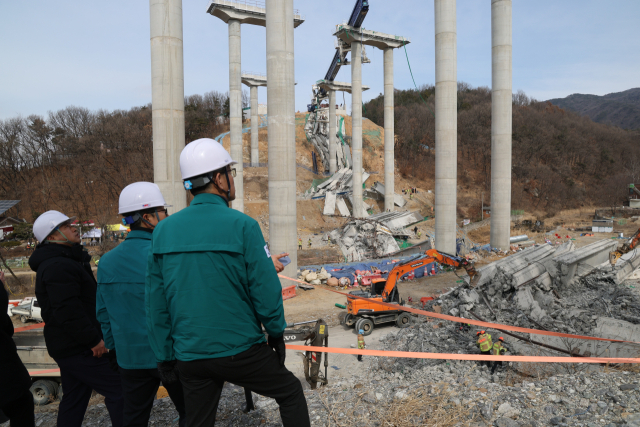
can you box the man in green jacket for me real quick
[146,139,310,427]
[97,182,187,427]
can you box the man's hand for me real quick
[267,335,286,367]
[272,253,289,273]
[91,340,108,358]
[157,361,180,385]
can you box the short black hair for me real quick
[189,166,227,196]
[122,207,160,228]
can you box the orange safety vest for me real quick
[477,333,493,352]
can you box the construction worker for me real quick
[476,330,493,368]
[357,329,365,362]
[145,139,309,427]
[490,337,508,374]
[29,211,124,427]
[308,238,312,248]
[96,182,187,427]
[298,237,302,250]
[417,230,422,239]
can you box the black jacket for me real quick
[29,243,102,359]
[1,286,32,406]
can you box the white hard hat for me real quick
[180,138,237,181]
[33,210,76,242]
[119,182,170,215]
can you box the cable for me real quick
[402,40,435,118]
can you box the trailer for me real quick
[14,329,62,405]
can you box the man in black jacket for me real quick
[1,271,34,427]
[29,211,123,427]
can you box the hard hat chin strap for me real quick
[46,227,71,244]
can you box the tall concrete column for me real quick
[383,47,395,212]
[490,0,512,249]
[267,0,297,282]
[229,19,244,212]
[351,41,364,218]
[329,90,337,174]
[434,0,457,254]
[150,0,186,213]
[250,85,259,166]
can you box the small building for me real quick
[592,219,613,233]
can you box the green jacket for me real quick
[96,230,157,369]
[145,194,286,363]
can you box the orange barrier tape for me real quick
[28,369,60,376]
[287,345,640,364]
[279,275,640,345]
[14,322,45,333]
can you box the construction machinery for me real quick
[610,227,640,265]
[340,250,480,335]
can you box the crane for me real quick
[340,250,481,335]
[323,0,369,82]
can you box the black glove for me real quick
[107,349,119,372]
[157,360,180,385]
[268,335,286,367]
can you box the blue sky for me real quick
[1,0,639,119]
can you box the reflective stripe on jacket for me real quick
[477,333,493,352]
[492,341,507,356]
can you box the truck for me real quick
[13,328,62,405]
[11,298,43,323]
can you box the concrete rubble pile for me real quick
[297,267,332,286]
[381,239,640,374]
[328,219,400,262]
[306,167,372,217]
[304,107,349,172]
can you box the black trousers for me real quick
[177,343,310,427]
[491,361,503,374]
[54,352,124,427]
[120,367,187,427]
[0,390,34,427]
[480,350,492,368]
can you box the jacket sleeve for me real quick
[145,249,175,362]
[95,283,115,350]
[42,262,102,349]
[243,221,286,338]
[1,287,13,338]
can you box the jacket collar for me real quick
[190,193,228,207]
[126,230,153,241]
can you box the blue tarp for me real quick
[301,256,441,283]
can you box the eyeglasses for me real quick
[229,168,237,178]
[157,208,169,216]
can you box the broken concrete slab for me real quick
[554,239,618,285]
[336,197,350,217]
[511,263,548,287]
[611,250,640,284]
[372,182,407,207]
[323,191,337,215]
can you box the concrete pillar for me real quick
[383,47,395,212]
[329,90,337,174]
[434,0,457,254]
[229,19,244,212]
[150,0,186,213]
[351,41,364,218]
[250,85,259,166]
[490,0,512,249]
[267,0,297,282]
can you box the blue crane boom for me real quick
[323,0,369,81]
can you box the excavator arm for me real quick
[610,227,640,265]
[380,250,481,300]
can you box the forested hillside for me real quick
[0,91,237,223]
[364,84,640,216]
[548,88,640,130]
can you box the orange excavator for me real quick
[339,249,481,335]
[610,227,640,265]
